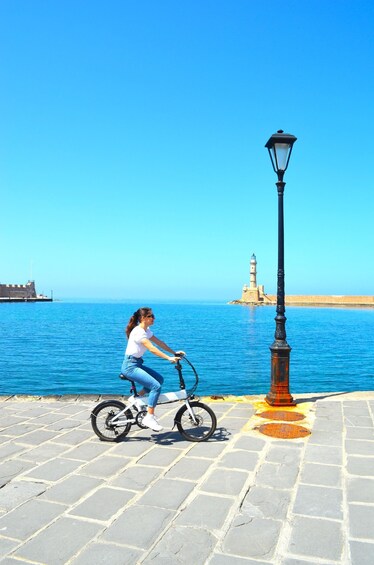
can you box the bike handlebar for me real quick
[174,355,199,396]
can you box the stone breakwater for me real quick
[0,392,373,564]
[230,294,374,307]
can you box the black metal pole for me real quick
[266,173,295,406]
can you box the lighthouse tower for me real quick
[241,253,261,303]
[250,253,257,289]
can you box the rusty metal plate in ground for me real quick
[258,422,311,439]
[258,410,305,422]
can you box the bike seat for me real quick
[119,374,135,385]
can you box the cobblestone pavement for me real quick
[0,392,373,565]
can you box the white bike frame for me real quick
[108,388,197,428]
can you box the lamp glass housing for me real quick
[265,130,297,175]
[270,143,291,172]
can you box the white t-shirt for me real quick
[125,326,154,358]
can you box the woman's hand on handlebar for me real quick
[168,356,179,363]
[168,351,186,363]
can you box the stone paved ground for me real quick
[0,392,373,564]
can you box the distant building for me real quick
[0,281,52,302]
[231,255,374,307]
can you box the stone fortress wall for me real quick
[232,254,374,307]
[0,281,36,299]
[0,281,52,302]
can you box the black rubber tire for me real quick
[175,401,217,442]
[135,409,148,429]
[91,400,133,442]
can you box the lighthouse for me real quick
[250,253,257,289]
[241,253,262,303]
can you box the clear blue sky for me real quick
[1,0,373,300]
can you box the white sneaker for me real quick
[142,413,163,432]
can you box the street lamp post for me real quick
[265,130,297,406]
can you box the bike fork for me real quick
[184,400,198,424]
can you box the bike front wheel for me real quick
[175,401,217,442]
[91,400,133,442]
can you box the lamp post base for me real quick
[266,342,295,406]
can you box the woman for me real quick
[121,307,185,432]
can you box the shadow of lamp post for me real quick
[265,130,297,406]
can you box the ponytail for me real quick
[125,307,152,338]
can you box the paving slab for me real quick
[0,459,35,488]
[349,540,374,565]
[293,484,343,519]
[109,464,160,490]
[0,498,65,540]
[70,542,143,565]
[137,477,195,510]
[0,481,47,512]
[20,443,71,464]
[68,486,135,521]
[143,525,217,564]
[100,504,174,548]
[348,504,374,539]
[288,515,343,561]
[0,392,373,564]
[347,476,374,503]
[40,474,103,504]
[209,556,269,565]
[23,457,83,481]
[164,455,212,479]
[13,517,103,564]
[78,453,131,477]
[200,468,249,496]
[299,461,342,487]
[176,493,234,529]
[304,443,343,465]
[241,485,292,520]
[223,515,282,560]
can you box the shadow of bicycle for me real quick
[151,426,231,445]
[117,426,231,445]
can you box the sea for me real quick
[0,301,373,397]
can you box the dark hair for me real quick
[125,307,152,338]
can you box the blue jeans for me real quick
[121,356,164,408]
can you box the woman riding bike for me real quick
[121,307,185,432]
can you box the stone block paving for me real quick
[0,393,373,564]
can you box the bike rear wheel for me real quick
[91,400,133,441]
[175,401,217,442]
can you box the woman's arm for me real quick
[141,337,177,362]
[151,335,186,357]
[150,335,175,354]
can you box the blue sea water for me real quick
[0,301,373,397]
